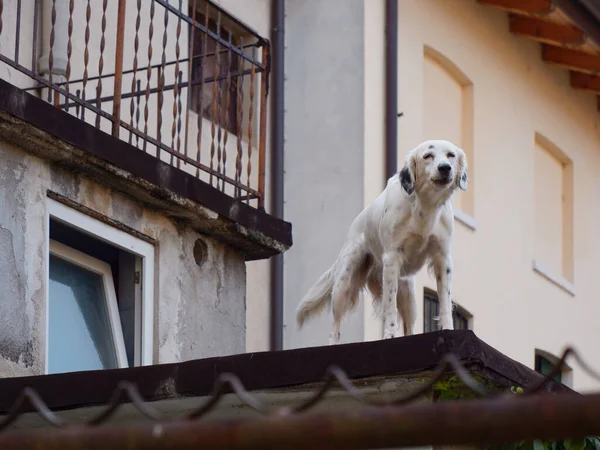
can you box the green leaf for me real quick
[533,440,546,450]
[437,390,459,401]
[435,381,450,391]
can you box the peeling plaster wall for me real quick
[0,140,246,378]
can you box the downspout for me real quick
[38,0,69,103]
[385,0,399,180]
[270,0,285,351]
[38,0,68,77]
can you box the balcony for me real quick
[0,0,289,258]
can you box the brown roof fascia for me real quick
[0,330,568,417]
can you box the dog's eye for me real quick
[423,154,433,160]
[447,153,455,158]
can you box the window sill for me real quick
[454,209,476,231]
[532,260,575,297]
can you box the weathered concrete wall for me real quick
[0,140,246,378]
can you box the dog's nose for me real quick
[438,162,452,174]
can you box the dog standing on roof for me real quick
[296,140,468,344]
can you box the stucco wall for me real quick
[0,140,246,378]
[282,0,366,349]
[365,0,600,391]
[243,0,600,391]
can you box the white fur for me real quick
[296,140,468,344]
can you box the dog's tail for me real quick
[296,264,336,328]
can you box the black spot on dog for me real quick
[428,144,434,149]
[390,322,395,327]
[385,208,388,214]
[446,268,451,275]
[399,166,414,195]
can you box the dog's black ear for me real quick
[459,170,468,191]
[399,164,415,195]
[456,151,468,192]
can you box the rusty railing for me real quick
[1,346,600,449]
[0,0,269,209]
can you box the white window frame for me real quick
[48,240,129,370]
[45,198,155,374]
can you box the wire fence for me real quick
[1,346,600,449]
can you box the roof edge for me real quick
[553,0,600,48]
[0,331,568,416]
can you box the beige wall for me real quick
[366,0,600,391]
[363,0,385,342]
[244,0,600,392]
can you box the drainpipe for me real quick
[38,0,68,77]
[270,0,285,352]
[385,0,399,180]
[37,0,68,105]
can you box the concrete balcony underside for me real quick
[0,79,292,261]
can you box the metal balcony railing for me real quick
[0,0,269,208]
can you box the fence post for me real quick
[257,44,269,210]
[112,0,127,137]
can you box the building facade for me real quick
[227,0,600,392]
[1,0,599,394]
[0,0,291,378]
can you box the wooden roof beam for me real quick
[478,0,555,16]
[542,45,600,74]
[509,15,587,47]
[570,71,600,93]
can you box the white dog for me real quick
[296,140,468,343]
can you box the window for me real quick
[534,349,572,387]
[46,199,154,374]
[532,133,574,295]
[423,290,471,333]
[189,5,244,136]
[423,46,475,227]
[48,241,128,373]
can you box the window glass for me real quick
[536,355,562,383]
[48,254,118,374]
[424,293,470,333]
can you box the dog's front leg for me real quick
[382,251,401,339]
[433,254,454,330]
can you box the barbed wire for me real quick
[0,346,599,434]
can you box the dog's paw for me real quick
[329,331,341,345]
[383,329,400,339]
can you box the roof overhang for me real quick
[0,330,568,431]
[479,0,600,110]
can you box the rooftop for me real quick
[0,330,569,431]
[479,0,600,110]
